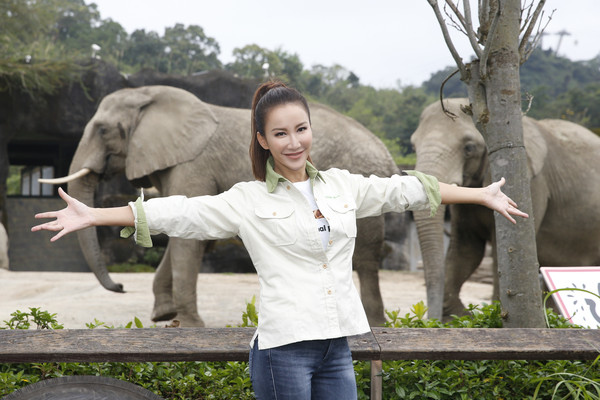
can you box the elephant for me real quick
[411,97,600,319]
[55,85,398,327]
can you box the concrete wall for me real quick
[7,197,88,272]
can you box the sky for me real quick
[87,0,600,89]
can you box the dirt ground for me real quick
[0,261,493,328]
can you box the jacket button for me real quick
[322,263,328,269]
[286,185,291,190]
[272,211,277,216]
[344,204,348,208]
[328,240,333,246]
[327,289,332,295]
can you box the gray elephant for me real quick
[411,98,600,319]
[51,85,397,326]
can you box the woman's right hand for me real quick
[31,187,94,242]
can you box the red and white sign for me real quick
[541,266,600,328]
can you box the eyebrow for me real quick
[270,121,309,133]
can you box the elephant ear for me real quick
[125,86,219,181]
[522,117,548,178]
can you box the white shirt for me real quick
[293,178,330,250]
[128,167,439,349]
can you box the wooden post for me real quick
[370,359,383,400]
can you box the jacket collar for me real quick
[265,156,324,193]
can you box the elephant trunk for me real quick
[68,174,124,293]
[413,206,446,321]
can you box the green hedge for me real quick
[1,302,599,399]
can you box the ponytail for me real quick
[249,80,311,181]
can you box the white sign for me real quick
[541,266,600,328]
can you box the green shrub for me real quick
[1,303,599,399]
[371,302,600,400]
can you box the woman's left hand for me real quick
[483,177,529,224]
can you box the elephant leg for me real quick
[443,205,488,319]
[169,237,206,327]
[152,243,176,322]
[490,230,499,302]
[354,217,386,326]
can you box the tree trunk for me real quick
[464,0,545,327]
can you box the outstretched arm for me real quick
[439,177,528,224]
[31,187,134,242]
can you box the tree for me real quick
[425,0,549,327]
[227,44,277,80]
[162,24,221,75]
[89,19,128,67]
[428,0,545,327]
[122,29,165,71]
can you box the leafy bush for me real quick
[371,301,600,400]
[1,303,599,399]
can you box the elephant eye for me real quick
[97,126,107,136]
[464,142,477,157]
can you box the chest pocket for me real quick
[328,198,357,238]
[254,205,297,246]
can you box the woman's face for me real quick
[257,102,312,182]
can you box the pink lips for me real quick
[285,151,304,159]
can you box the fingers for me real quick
[501,211,517,225]
[51,230,68,242]
[500,203,529,224]
[58,187,71,202]
[31,221,63,233]
[34,211,58,220]
[509,207,529,219]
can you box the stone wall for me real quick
[7,198,88,271]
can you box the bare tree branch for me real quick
[439,68,461,120]
[444,0,468,31]
[522,92,534,115]
[444,5,468,36]
[427,0,467,76]
[479,1,502,79]
[519,0,546,50]
[478,0,487,25]
[519,0,535,34]
[519,0,551,59]
[463,0,483,58]
[479,0,491,32]
[522,11,553,62]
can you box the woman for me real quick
[32,81,527,399]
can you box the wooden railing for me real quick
[2,327,600,399]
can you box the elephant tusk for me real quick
[38,168,91,184]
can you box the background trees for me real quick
[2,0,598,155]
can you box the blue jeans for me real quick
[249,337,358,400]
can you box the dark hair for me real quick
[249,80,312,181]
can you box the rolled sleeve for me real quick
[120,197,153,247]
[405,170,441,217]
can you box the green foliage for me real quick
[371,302,600,400]
[1,307,63,330]
[239,296,259,328]
[4,1,599,162]
[0,0,94,97]
[6,166,23,195]
[422,49,600,133]
[2,304,599,399]
[142,246,166,267]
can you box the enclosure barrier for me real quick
[1,327,600,400]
